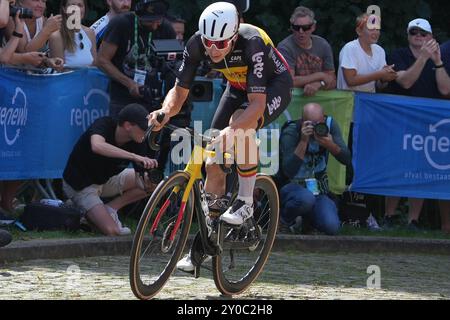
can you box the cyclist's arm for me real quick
[160,34,203,118]
[229,92,266,130]
[161,84,190,117]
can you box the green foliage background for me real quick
[45,0,449,59]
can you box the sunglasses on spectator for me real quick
[201,35,234,50]
[78,32,84,50]
[291,23,315,32]
[408,28,430,37]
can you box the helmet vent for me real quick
[220,24,228,38]
[211,19,217,37]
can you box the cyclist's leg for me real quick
[221,73,293,225]
[220,108,258,224]
[178,86,245,273]
[258,72,293,129]
[205,84,245,198]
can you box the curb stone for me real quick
[1,235,449,263]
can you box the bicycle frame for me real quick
[149,143,225,255]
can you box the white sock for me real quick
[237,166,257,205]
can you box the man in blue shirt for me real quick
[442,40,450,88]
[439,40,450,234]
[384,19,450,230]
[90,0,131,47]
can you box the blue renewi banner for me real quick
[0,68,110,180]
[351,92,450,200]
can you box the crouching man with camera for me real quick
[278,103,352,235]
[63,104,159,236]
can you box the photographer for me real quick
[5,0,62,53]
[0,0,12,28]
[62,104,159,237]
[278,103,352,235]
[97,0,176,117]
[0,7,26,64]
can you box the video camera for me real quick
[9,5,33,19]
[138,39,184,107]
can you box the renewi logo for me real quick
[0,87,28,146]
[403,119,450,170]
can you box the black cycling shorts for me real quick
[210,72,293,131]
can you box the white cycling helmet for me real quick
[198,2,240,41]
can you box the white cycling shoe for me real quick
[176,252,212,273]
[220,200,254,225]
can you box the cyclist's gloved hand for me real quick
[147,110,170,132]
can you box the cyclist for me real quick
[148,2,292,271]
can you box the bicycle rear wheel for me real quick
[129,171,194,300]
[212,174,279,296]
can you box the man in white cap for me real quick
[384,18,450,231]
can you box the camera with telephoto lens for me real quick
[314,123,329,137]
[9,5,34,19]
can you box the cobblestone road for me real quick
[0,252,449,300]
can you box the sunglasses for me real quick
[408,28,430,37]
[291,23,315,32]
[78,32,84,50]
[201,36,234,50]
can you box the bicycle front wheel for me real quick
[129,171,194,300]
[212,174,279,296]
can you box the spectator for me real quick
[337,13,397,93]
[384,19,450,230]
[277,6,336,97]
[440,42,450,234]
[442,39,450,85]
[167,15,185,41]
[5,0,62,53]
[97,0,176,117]
[278,103,352,235]
[0,0,13,28]
[0,6,53,218]
[0,7,26,64]
[62,104,158,236]
[48,0,96,69]
[90,0,131,47]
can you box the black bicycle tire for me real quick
[129,171,194,300]
[212,174,279,296]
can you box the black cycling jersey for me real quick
[176,23,290,94]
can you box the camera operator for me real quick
[62,104,159,237]
[278,103,352,235]
[97,0,177,117]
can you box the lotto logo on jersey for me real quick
[267,96,282,116]
[252,52,264,79]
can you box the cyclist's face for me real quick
[203,36,235,63]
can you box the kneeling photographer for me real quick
[278,103,352,235]
[62,104,160,237]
